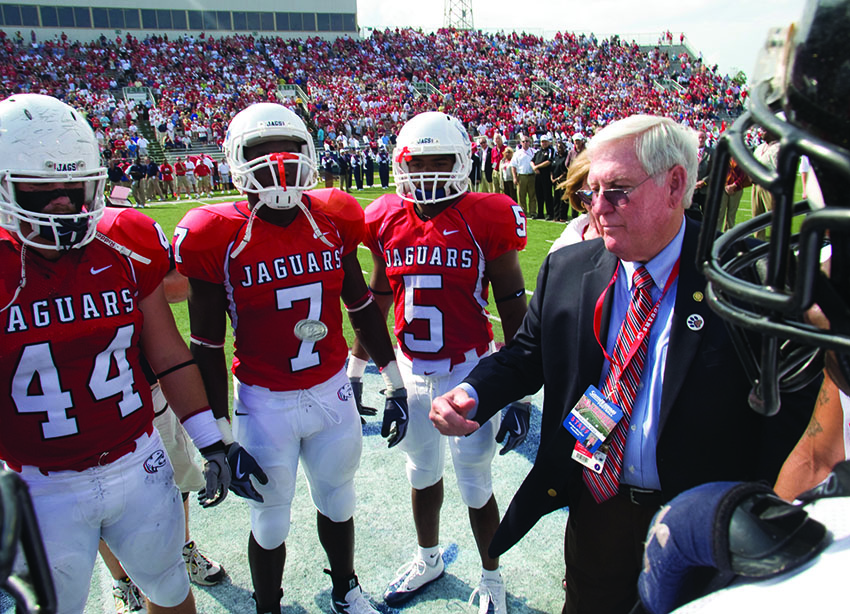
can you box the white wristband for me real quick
[181,410,223,449]
[347,354,368,379]
[216,417,235,445]
[380,360,404,392]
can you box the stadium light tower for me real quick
[444,0,474,30]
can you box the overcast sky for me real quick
[356,0,806,80]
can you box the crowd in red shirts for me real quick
[0,27,744,153]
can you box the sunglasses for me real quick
[576,173,659,208]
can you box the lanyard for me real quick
[592,259,680,376]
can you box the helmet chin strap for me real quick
[231,193,333,259]
[1,243,27,313]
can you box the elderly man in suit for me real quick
[430,115,814,614]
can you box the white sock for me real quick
[481,568,502,582]
[418,545,441,566]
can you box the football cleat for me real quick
[182,540,226,586]
[383,553,444,606]
[468,575,507,614]
[112,576,146,614]
[330,583,379,614]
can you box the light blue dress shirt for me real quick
[604,219,685,490]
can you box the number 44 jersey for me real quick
[0,208,170,471]
[174,189,364,391]
[363,192,527,363]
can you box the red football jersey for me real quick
[174,189,364,391]
[0,208,170,470]
[363,192,527,362]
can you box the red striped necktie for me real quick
[584,265,654,503]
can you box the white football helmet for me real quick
[0,94,106,250]
[393,111,472,205]
[224,103,318,209]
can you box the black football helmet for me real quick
[697,0,850,416]
[0,470,57,614]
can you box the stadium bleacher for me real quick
[0,26,744,165]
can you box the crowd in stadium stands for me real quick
[0,26,745,163]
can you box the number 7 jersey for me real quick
[174,189,364,391]
[363,192,527,363]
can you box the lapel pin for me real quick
[693,291,704,302]
[686,314,705,331]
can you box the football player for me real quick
[0,94,233,614]
[348,111,529,614]
[98,268,226,614]
[638,2,850,611]
[173,102,403,614]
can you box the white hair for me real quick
[587,115,699,208]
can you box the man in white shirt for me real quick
[511,135,537,217]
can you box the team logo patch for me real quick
[338,382,353,401]
[144,449,168,474]
[294,319,328,342]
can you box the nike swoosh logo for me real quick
[90,265,112,275]
[423,370,436,376]
[235,456,246,480]
[394,400,407,422]
[443,229,459,236]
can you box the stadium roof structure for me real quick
[0,0,358,43]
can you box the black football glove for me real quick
[381,388,409,448]
[495,402,531,455]
[198,441,231,508]
[350,377,378,424]
[226,442,268,502]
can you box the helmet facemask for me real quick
[698,3,850,414]
[231,143,318,210]
[0,171,106,251]
[395,150,467,206]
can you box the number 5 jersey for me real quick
[362,192,527,364]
